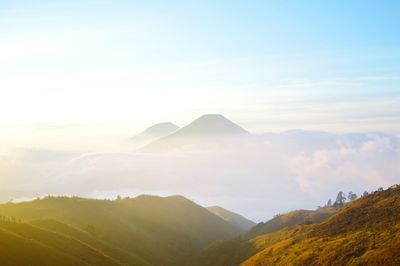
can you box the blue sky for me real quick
[2,1,400,66]
[0,0,400,150]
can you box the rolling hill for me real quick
[0,195,242,266]
[1,186,399,265]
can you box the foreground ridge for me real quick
[242,185,400,265]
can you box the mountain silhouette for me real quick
[136,122,179,138]
[129,122,180,148]
[140,114,249,152]
[173,114,248,136]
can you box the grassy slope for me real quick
[193,207,337,266]
[3,188,396,266]
[30,218,150,266]
[0,195,240,266]
[244,207,336,239]
[0,220,121,266]
[242,186,400,265]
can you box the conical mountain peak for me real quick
[139,114,249,152]
[177,114,248,136]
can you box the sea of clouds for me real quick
[1,130,399,221]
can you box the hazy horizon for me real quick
[1,1,400,222]
[1,113,399,222]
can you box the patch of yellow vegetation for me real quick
[242,186,400,266]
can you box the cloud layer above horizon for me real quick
[1,130,399,221]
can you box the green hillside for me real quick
[0,195,241,266]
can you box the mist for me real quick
[1,128,399,221]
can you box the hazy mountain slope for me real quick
[207,206,256,231]
[0,220,121,266]
[242,186,400,265]
[0,226,81,266]
[140,114,249,152]
[130,122,179,147]
[0,195,240,266]
[244,207,337,239]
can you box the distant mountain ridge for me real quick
[134,122,179,138]
[129,122,180,148]
[140,114,249,152]
[207,206,256,232]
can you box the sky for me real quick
[1,1,400,220]
[0,0,400,151]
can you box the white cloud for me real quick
[291,133,400,195]
[1,131,399,221]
